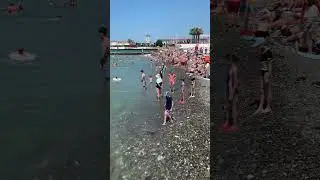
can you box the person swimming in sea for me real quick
[8,48,36,61]
[222,53,239,132]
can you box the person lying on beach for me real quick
[223,53,239,132]
[254,46,273,115]
[163,91,175,125]
[189,77,196,98]
[179,79,185,104]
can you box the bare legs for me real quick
[254,73,272,115]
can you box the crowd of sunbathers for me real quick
[150,46,210,78]
[213,0,320,54]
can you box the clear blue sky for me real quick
[110,0,209,42]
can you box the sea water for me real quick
[0,1,109,178]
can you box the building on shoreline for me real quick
[160,34,210,46]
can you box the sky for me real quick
[110,0,210,42]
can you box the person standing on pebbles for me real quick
[254,45,273,115]
[222,54,239,131]
[179,79,185,104]
[163,91,175,125]
[189,77,196,98]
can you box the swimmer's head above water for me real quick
[18,48,25,55]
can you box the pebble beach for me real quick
[212,14,320,179]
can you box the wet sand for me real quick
[111,64,210,179]
[212,16,320,179]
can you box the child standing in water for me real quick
[190,77,196,98]
[149,75,153,84]
[168,71,176,93]
[223,54,239,132]
[179,79,185,104]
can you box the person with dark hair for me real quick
[223,53,239,132]
[140,70,147,90]
[254,46,273,115]
[99,25,109,68]
[163,91,175,125]
[190,77,196,98]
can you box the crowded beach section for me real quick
[214,0,320,56]
[150,44,211,79]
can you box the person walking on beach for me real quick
[223,54,239,131]
[155,74,163,100]
[163,91,175,125]
[179,79,185,104]
[190,77,196,98]
[254,46,273,115]
[140,70,147,90]
[168,71,176,93]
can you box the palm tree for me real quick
[189,27,204,43]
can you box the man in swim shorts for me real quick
[163,91,174,125]
[168,71,176,93]
[254,46,273,115]
[140,70,147,90]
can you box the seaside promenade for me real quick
[212,15,320,179]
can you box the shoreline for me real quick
[111,54,210,179]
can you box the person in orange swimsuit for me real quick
[168,71,176,93]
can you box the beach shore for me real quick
[212,16,320,179]
[111,59,210,179]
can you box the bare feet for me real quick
[253,108,262,115]
[262,107,272,113]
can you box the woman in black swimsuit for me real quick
[223,54,239,131]
[254,46,273,115]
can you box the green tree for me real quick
[155,39,163,47]
[189,27,204,43]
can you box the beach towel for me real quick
[251,37,265,47]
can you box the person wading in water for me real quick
[223,53,239,132]
[98,26,109,80]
